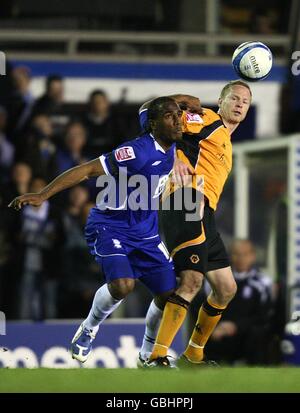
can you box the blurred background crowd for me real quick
[0,70,142,321]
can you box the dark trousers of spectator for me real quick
[205,325,273,365]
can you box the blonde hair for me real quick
[220,80,252,100]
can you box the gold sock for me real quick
[150,294,189,360]
[184,297,226,362]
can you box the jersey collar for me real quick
[150,133,166,153]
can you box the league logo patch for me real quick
[115,147,136,162]
[186,113,203,124]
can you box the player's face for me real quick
[230,241,256,272]
[219,85,251,124]
[153,102,183,143]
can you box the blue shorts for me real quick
[85,222,176,295]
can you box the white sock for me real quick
[83,284,123,332]
[140,300,163,360]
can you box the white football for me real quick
[232,41,273,81]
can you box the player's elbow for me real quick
[85,158,104,178]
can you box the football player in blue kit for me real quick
[8,96,184,363]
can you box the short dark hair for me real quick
[46,74,63,90]
[146,96,176,132]
[89,89,107,101]
[220,80,252,100]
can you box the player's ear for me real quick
[149,119,156,132]
[218,97,222,108]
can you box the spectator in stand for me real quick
[20,114,58,181]
[0,106,15,185]
[8,66,35,138]
[188,239,275,365]
[58,185,100,318]
[0,162,33,318]
[0,162,32,208]
[16,177,65,320]
[55,120,88,174]
[82,89,116,156]
[31,74,69,136]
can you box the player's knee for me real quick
[179,270,204,295]
[109,278,135,299]
[216,280,237,305]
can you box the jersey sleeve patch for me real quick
[185,112,203,124]
[115,146,136,162]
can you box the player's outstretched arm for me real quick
[139,94,202,115]
[168,94,202,114]
[8,158,104,211]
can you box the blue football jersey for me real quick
[88,133,175,236]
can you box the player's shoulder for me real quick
[114,134,152,163]
[181,108,224,135]
[202,108,230,139]
[202,107,222,123]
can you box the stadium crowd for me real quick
[0,65,284,365]
[0,66,149,321]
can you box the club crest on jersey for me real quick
[115,147,136,162]
[190,254,200,264]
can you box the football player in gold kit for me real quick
[139,81,252,367]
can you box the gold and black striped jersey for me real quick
[176,108,232,210]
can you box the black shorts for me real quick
[159,188,229,274]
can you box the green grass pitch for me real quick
[0,368,300,393]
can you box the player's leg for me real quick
[147,190,207,363]
[183,266,237,363]
[148,229,207,362]
[71,224,137,362]
[71,266,136,363]
[149,268,204,362]
[137,243,177,366]
[83,277,135,331]
[180,205,236,365]
[138,290,174,366]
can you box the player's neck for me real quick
[157,139,172,151]
[152,134,173,152]
[221,118,239,135]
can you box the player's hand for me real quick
[212,321,237,340]
[173,158,195,187]
[220,321,237,336]
[8,193,44,211]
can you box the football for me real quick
[232,41,273,81]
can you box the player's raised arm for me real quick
[139,94,202,115]
[8,158,104,211]
[168,94,203,114]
